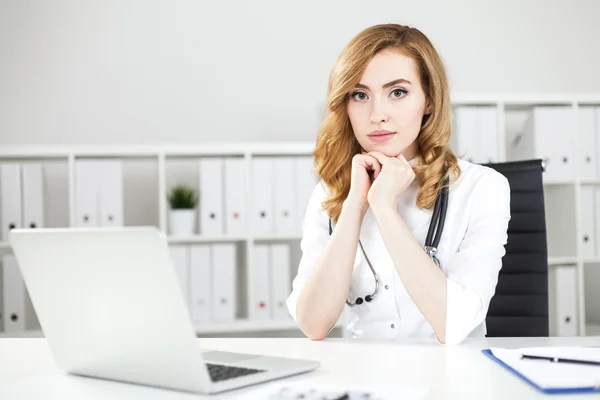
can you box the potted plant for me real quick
[168,184,198,236]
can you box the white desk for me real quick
[1,336,600,399]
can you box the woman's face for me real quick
[347,49,430,159]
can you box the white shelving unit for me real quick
[2,92,600,338]
[0,143,336,338]
[450,92,600,337]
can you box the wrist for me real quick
[343,195,369,216]
[370,201,396,219]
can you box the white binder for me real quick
[478,106,499,164]
[0,164,22,241]
[211,244,236,322]
[98,160,124,227]
[21,164,45,230]
[251,158,274,235]
[554,265,579,336]
[270,244,291,320]
[189,245,211,323]
[199,158,224,236]
[273,158,296,235]
[453,106,479,162]
[252,245,271,320]
[168,245,190,312]
[580,186,596,258]
[596,107,600,177]
[2,254,26,333]
[75,160,99,227]
[224,158,246,236]
[518,107,576,181]
[295,157,317,235]
[578,107,597,179]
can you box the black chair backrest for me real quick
[482,159,549,337]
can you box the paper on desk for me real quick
[237,381,429,400]
[490,347,600,390]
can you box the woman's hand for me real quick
[347,153,382,207]
[366,151,415,211]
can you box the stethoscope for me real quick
[328,176,450,307]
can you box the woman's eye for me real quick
[351,92,368,101]
[391,89,407,98]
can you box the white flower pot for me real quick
[169,209,196,236]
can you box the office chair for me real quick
[482,159,549,337]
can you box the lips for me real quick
[368,130,396,143]
[368,130,395,137]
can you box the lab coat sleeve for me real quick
[441,169,511,346]
[286,181,331,323]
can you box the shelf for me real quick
[548,257,578,266]
[586,324,600,336]
[583,258,600,264]
[253,234,302,241]
[0,329,44,338]
[580,178,600,185]
[167,235,246,244]
[0,143,317,159]
[543,179,577,186]
[0,242,10,249]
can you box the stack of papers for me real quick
[487,347,600,392]
[238,382,430,399]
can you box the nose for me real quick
[369,99,389,124]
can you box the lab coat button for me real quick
[390,323,395,329]
[385,285,389,290]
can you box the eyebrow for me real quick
[355,78,412,90]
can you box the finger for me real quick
[366,151,392,166]
[355,154,382,176]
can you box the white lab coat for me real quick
[286,159,511,345]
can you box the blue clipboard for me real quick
[481,349,600,395]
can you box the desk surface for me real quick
[1,336,600,399]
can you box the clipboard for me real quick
[482,349,600,394]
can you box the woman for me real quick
[286,23,511,345]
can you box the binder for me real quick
[224,158,247,236]
[252,245,271,320]
[98,160,124,227]
[533,107,576,181]
[596,107,600,177]
[578,107,597,178]
[482,348,600,394]
[580,186,596,258]
[189,245,211,323]
[295,157,317,235]
[199,158,224,236]
[1,164,22,241]
[75,160,99,227]
[553,265,578,336]
[270,244,291,320]
[478,106,499,164]
[251,158,274,235]
[453,106,478,163]
[273,158,296,235]
[21,164,45,230]
[211,244,236,322]
[168,245,190,313]
[2,254,26,333]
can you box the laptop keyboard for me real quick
[205,363,266,382]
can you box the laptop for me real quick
[8,226,319,395]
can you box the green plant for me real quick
[168,184,198,210]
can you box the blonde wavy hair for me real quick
[313,23,461,222]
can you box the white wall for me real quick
[1,0,599,145]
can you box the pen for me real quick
[521,354,600,366]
